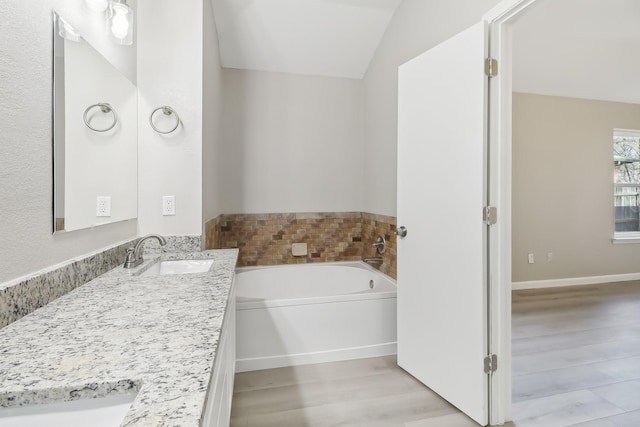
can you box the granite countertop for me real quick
[0,249,239,426]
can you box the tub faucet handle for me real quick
[372,235,386,254]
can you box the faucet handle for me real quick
[124,247,135,262]
[122,247,139,269]
[372,235,386,254]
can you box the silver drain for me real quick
[369,279,374,289]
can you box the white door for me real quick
[397,22,489,426]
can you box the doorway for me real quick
[396,0,640,425]
[491,0,640,425]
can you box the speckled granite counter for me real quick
[0,249,239,426]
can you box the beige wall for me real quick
[362,0,503,216]
[218,0,504,218]
[220,69,364,214]
[513,93,640,282]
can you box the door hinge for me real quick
[484,354,498,374]
[484,58,498,78]
[483,206,497,225]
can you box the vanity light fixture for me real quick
[107,0,134,45]
[57,16,82,42]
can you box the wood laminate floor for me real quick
[230,355,486,427]
[511,281,640,427]
[231,281,640,427]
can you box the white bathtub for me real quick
[235,261,397,372]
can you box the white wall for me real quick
[362,0,503,216]
[203,0,224,227]
[64,39,137,231]
[0,0,137,284]
[137,0,204,236]
[220,69,364,214]
[513,93,640,282]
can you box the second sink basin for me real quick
[140,259,214,277]
[0,394,135,427]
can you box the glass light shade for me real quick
[108,1,134,45]
[85,0,109,13]
[58,16,82,42]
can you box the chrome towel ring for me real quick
[149,106,180,134]
[83,103,118,132]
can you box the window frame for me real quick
[612,128,640,243]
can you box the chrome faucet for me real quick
[363,257,383,265]
[123,234,167,268]
[371,235,386,254]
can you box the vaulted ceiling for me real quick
[211,0,640,102]
[512,0,640,104]
[212,0,403,79]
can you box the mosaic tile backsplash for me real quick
[205,215,222,252]
[362,213,397,279]
[0,235,202,329]
[206,212,397,279]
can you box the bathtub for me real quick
[235,261,397,372]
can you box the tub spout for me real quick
[363,257,383,265]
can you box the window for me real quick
[614,129,640,237]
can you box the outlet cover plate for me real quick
[96,196,111,217]
[162,196,176,216]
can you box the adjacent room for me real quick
[510,0,640,425]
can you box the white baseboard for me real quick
[235,342,397,373]
[512,272,640,290]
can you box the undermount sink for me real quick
[139,259,214,277]
[0,394,135,427]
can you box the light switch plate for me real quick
[292,243,307,257]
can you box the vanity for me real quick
[0,249,238,427]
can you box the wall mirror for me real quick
[52,10,137,233]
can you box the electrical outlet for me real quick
[96,196,111,217]
[162,196,175,216]
[547,252,553,262]
[527,253,534,264]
